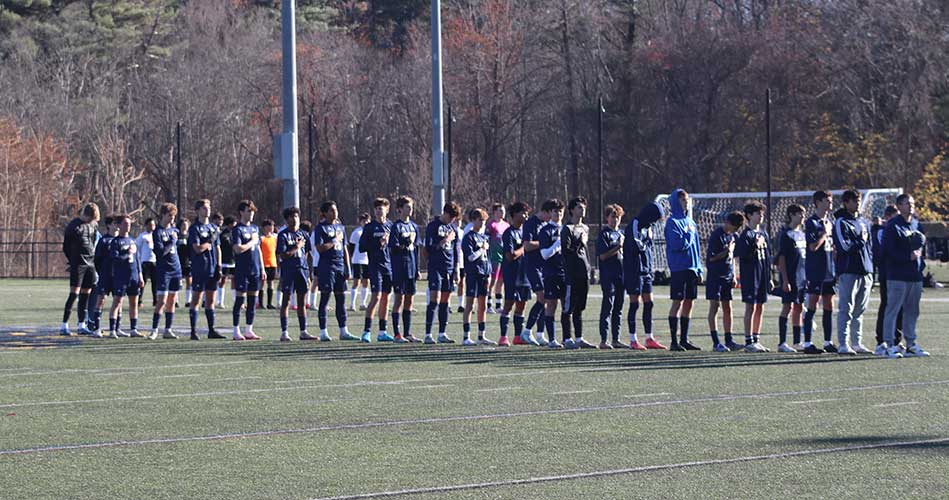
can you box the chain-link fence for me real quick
[0,228,68,278]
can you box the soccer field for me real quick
[1,278,947,499]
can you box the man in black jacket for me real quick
[562,197,596,349]
[61,203,100,336]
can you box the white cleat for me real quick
[462,338,478,346]
[279,332,292,342]
[520,331,541,346]
[777,343,797,353]
[478,337,498,346]
[116,329,130,338]
[792,342,805,351]
[107,330,119,339]
[146,330,159,340]
[563,338,577,349]
[851,343,873,354]
[744,343,767,353]
[91,330,104,338]
[423,335,437,345]
[129,329,145,338]
[162,329,178,340]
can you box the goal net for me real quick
[649,188,903,274]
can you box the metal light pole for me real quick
[431,0,446,214]
[307,112,315,222]
[446,101,453,203]
[765,88,772,235]
[275,0,300,210]
[175,121,182,207]
[597,97,604,274]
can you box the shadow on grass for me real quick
[778,435,949,453]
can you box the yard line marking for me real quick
[787,399,840,404]
[872,401,921,408]
[550,390,596,396]
[306,437,949,500]
[1,380,946,456]
[0,360,255,379]
[413,384,454,390]
[623,393,673,398]
[153,374,205,380]
[474,387,520,393]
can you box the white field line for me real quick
[623,392,673,398]
[0,360,255,379]
[550,390,597,396]
[412,384,455,390]
[1,380,946,456]
[787,398,841,404]
[473,387,520,393]
[872,401,921,408]
[306,437,949,500]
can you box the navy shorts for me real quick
[155,273,182,293]
[428,269,453,293]
[544,275,567,300]
[782,285,806,305]
[318,268,347,293]
[806,279,837,296]
[624,273,654,296]
[112,283,140,297]
[232,272,260,293]
[95,273,113,296]
[669,270,698,301]
[280,269,310,294]
[705,277,734,301]
[221,265,235,277]
[465,275,489,298]
[526,265,545,293]
[369,269,393,294]
[740,282,769,304]
[351,263,368,280]
[504,284,531,302]
[392,276,417,296]
[69,265,97,289]
[191,272,217,292]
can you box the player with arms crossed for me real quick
[106,215,143,338]
[498,202,532,347]
[596,204,626,348]
[705,211,744,352]
[61,203,100,336]
[148,203,183,340]
[423,202,462,344]
[230,200,265,341]
[314,201,354,341]
[389,196,423,343]
[804,190,838,353]
[188,199,225,340]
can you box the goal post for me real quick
[649,188,904,274]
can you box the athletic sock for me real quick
[572,312,582,339]
[232,296,245,326]
[189,308,199,334]
[63,292,77,323]
[109,316,116,333]
[822,309,833,343]
[642,301,654,335]
[513,315,524,336]
[778,316,789,344]
[494,294,502,310]
[526,301,544,330]
[463,322,471,340]
[437,303,449,333]
[500,314,510,337]
[334,293,348,327]
[803,308,815,343]
[627,301,639,338]
[318,292,330,330]
[752,333,760,344]
[205,308,215,331]
[724,332,734,345]
[76,293,89,324]
[297,314,307,332]
[402,310,412,336]
[668,317,678,344]
[363,317,372,333]
[392,311,401,336]
[711,330,720,346]
[350,288,357,308]
[152,312,161,330]
[745,334,753,345]
[544,315,556,343]
[164,312,174,330]
[425,302,437,335]
[129,317,137,330]
[679,317,690,344]
[478,322,486,339]
[245,299,256,325]
[792,325,802,345]
[280,315,288,332]
[360,287,369,307]
[379,319,388,332]
[560,312,571,342]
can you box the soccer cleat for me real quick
[803,344,824,355]
[599,342,613,350]
[115,329,129,338]
[792,343,806,351]
[318,331,333,342]
[851,344,873,354]
[874,343,887,356]
[611,340,629,349]
[456,306,465,313]
[437,334,455,344]
[520,331,542,346]
[60,324,72,336]
[339,331,359,341]
[644,338,667,350]
[91,330,104,338]
[77,323,93,336]
[162,329,178,340]
[896,344,907,355]
[512,335,526,345]
[837,344,857,355]
[232,332,246,341]
[360,332,372,343]
[147,330,160,340]
[392,334,407,343]
[680,341,701,351]
[756,343,770,352]
[299,331,318,341]
[905,344,930,357]
[190,332,201,341]
[884,346,904,359]
[575,338,597,349]
[478,337,498,346]
[266,305,276,310]
[823,343,838,353]
[280,332,292,342]
[724,341,744,352]
[713,343,730,352]
[107,330,118,339]
[563,338,577,349]
[498,336,511,347]
[486,306,495,314]
[208,330,227,339]
[244,331,261,341]
[669,343,686,352]
[424,335,437,345]
[743,343,766,353]
[404,334,422,343]
[349,304,357,312]
[377,332,395,342]
[547,339,563,349]
[777,343,797,353]
[462,338,477,346]
[129,329,145,338]
[629,341,647,351]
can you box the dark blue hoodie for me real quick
[623,202,664,277]
[883,215,926,282]
[663,189,703,275]
[832,210,873,276]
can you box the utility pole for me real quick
[430,0,446,214]
[275,0,300,209]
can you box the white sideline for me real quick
[0,360,255,378]
[307,437,949,500]
[0,379,945,456]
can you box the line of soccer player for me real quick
[59,188,929,357]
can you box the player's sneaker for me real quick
[437,334,455,344]
[147,330,159,340]
[823,342,838,353]
[905,344,930,357]
[424,335,437,344]
[669,343,686,352]
[512,334,526,345]
[874,343,887,356]
[462,338,477,346]
[208,330,227,339]
[77,323,93,336]
[563,338,577,349]
[486,306,495,314]
[547,339,563,349]
[349,304,357,312]
[777,343,797,353]
[644,338,667,350]
[393,334,408,344]
[162,329,178,340]
[629,341,647,351]
[456,306,465,313]
[129,329,145,338]
[896,344,908,355]
[803,344,823,354]
[498,336,511,347]
[107,330,119,339]
[713,343,730,352]
[298,331,317,341]
[60,324,72,336]
[792,343,805,351]
[851,343,873,354]
[479,337,498,346]
[115,329,130,338]
[91,330,104,338]
[680,341,701,351]
[404,334,422,343]
[360,332,372,343]
[280,332,292,342]
[232,330,246,341]
[339,330,359,341]
[744,343,767,353]
[611,340,629,349]
[599,342,613,349]
[724,340,744,351]
[837,344,856,355]
[377,332,395,342]
[520,331,541,346]
[884,346,904,359]
[575,338,597,349]
[243,329,261,340]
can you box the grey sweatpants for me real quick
[884,280,922,347]
[837,273,872,347]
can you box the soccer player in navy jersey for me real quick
[389,196,423,343]
[188,199,226,340]
[538,199,567,348]
[519,201,550,345]
[87,216,115,337]
[561,197,596,349]
[276,207,315,342]
[216,214,236,308]
[833,189,874,355]
[596,204,625,348]
[499,202,531,347]
[107,215,144,338]
[804,190,837,352]
[625,202,665,350]
[360,198,395,343]
[230,200,265,341]
[705,212,743,352]
[423,202,462,344]
[314,201,353,341]
[147,203,183,340]
[734,201,772,352]
[776,204,818,353]
[61,203,99,336]
[461,208,496,346]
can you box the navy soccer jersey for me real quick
[622,219,654,277]
[804,214,835,284]
[389,219,420,280]
[277,228,310,272]
[232,223,262,276]
[314,220,346,272]
[94,234,114,277]
[596,228,624,284]
[110,236,141,286]
[360,220,392,275]
[735,227,771,290]
[522,215,546,271]
[153,225,182,278]
[462,229,491,278]
[188,222,220,279]
[501,226,529,289]
[705,227,735,281]
[538,222,565,278]
[778,226,807,289]
[424,217,456,273]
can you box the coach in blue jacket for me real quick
[881,194,930,357]
[832,190,874,355]
[664,189,704,350]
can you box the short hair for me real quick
[357,212,370,222]
[508,201,531,217]
[262,219,275,228]
[282,207,300,220]
[396,196,413,209]
[604,204,624,220]
[103,215,114,226]
[80,202,99,219]
[842,189,860,204]
[813,190,832,204]
[491,202,504,212]
[373,197,390,208]
[786,204,805,221]
[743,201,765,217]
[160,203,178,216]
[469,208,488,221]
[567,197,588,212]
[443,202,461,218]
[144,217,155,226]
[194,199,210,210]
[896,193,911,205]
[300,221,312,232]
[883,205,898,217]
[677,190,689,199]
[112,214,130,223]
[542,198,564,212]
[223,216,236,226]
[238,200,257,213]
[210,212,223,222]
[725,211,746,228]
[320,201,337,214]
[176,218,189,230]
